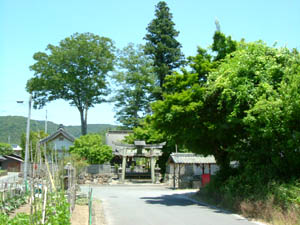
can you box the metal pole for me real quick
[45,109,47,134]
[24,94,32,188]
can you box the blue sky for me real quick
[0,0,299,126]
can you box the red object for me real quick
[34,164,37,170]
[201,174,211,187]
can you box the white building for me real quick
[39,125,75,159]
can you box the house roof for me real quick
[39,124,75,144]
[107,130,133,134]
[168,153,216,164]
[5,155,23,162]
[0,154,24,162]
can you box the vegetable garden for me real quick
[0,144,80,225]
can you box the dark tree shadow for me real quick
[140,193,233,215]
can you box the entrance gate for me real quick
[114,141,165,183]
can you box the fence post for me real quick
[88,188,93,225]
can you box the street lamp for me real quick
[17,95,32,188]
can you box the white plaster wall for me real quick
[52,138,73,151]
[193,164,219,175]
[105,133,131,151]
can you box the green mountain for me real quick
[0,116,118,145]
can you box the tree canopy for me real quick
[69,134,113,164]
[151,39,300,180]
[27,32,116,135]
[112,44,156,128]
[144,1,184,98]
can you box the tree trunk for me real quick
[79,108,87,135]
[214,149,231,180]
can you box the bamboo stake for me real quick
[30,181,33,225]
[43,145,56,191]
[42,185,47,224]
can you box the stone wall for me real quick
[78,173,113,185]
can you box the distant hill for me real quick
[0,116,118,145]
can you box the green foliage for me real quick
[70,134,113,164]
[152,37,300,179]
[113,44,156,128]
[46,192,70,225]
[149,29,300,217]
[20,130,48,160]
[0,191,28,215]
[0,142,13,155]
[144,1,184,97]
[27,32,116,135]
[0,213,31,225]
[212,31,237,61]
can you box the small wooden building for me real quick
[0,154,23,172]
[166,153,219,188]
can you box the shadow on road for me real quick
[141,193,232,215]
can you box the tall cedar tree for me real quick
[27,33,115,135]
[144,1,184,99]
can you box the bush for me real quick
[70,134,113,164]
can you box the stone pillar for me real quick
[121,155,127,183]
[150,156,156,184]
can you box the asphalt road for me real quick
[0,172,19,183]
[80,185,259,225]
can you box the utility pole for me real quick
[24,94,32,187]
[45,108,47,134]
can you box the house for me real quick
[105,130,133,164]
[166,153,219,189]
[39,124,75,160]
[11,144,22,156]
[0,154,23,172]
[105,130,133,152]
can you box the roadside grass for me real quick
[192,179,300,225]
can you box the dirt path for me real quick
[9,203,31,218]
[92,200,106,225]
[71,204,89,225]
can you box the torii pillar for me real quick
[120,149,127,183]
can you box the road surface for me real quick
[80,185,259,225]
[0,172,20,183]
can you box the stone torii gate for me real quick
[114,141,165,183]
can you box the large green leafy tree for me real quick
[27,33,115,135]
[144,1,184,99]
[151,40,300,180]
[69,134,113,164]
[113,44,156,128]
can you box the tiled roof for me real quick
[39,125,75,144]
[169,153,216,164]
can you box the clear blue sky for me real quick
[0,0,299,126]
